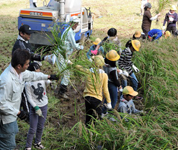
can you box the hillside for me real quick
[0,0,178,149]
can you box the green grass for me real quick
[0,0,178,149]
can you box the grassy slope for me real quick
[0,0,178,149]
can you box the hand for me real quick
[106,103,112,109]
[89,58,92,62]
[49,75,59,80]
[132,65,140,73]
[162,26,166,30]
[117,69,123,75]
[17,111,27,120]
[122,70,129,77]
[80,45,84,50]
[34,106,42,116]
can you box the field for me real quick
[0,0,178,149]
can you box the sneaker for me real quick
[34,142,45,149]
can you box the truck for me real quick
[18,0,93,47]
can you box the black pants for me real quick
[142,26,150,37]
[166,26,176,35]
[85,96,102,127]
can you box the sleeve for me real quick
[25,82,36,107]
[150,15,158,21]
[86,46,93,59]
[145,11,152,19]
[22,70,48,82]
[109,70,120,87]
[163,14,168,26]
[99,46,105,55]
[131,100,140,114]
[102,74,111,103]
[0,80,19,116]
[68,30,81,50]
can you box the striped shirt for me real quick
[118,47,133,74]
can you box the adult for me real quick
[141,0,149,16]
[12,24,56,122]
[141,2,160,36]
[118,40,141,91]
[56,16,84,98]
[0,49,56,150]
[147,29,171,41]
[162,5,178,36]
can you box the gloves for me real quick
[122,70,129,77]
[169,17,174,22]
[17,111,27,120]
[80,45,84,50]
[89,58,92,62]
[106,103,112,109]
[34,106,42,116]
[49,75,59,80]
[91,49,98,55]
[117,69,123,75]
[162,26,166,30]
[132,65,140,72]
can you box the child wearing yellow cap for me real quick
[118,86,142,114]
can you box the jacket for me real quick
[163,12,177,27]
[0,64,48,124]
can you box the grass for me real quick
[0,0,178,149]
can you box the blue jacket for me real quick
[148,29,163,40]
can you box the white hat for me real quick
[70,16,80,23]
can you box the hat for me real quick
[93,55,105,67]
[145,2,152,8]
[93,38,101,45]
[19,24,33,34]
[170,5,177,11]
[106,50,120,61]
[131,40,141,51]
[70,16,80,23]
[134,31,141,38]
[123,86,138,96]
[165,31,171,39]
[28,62,40,71]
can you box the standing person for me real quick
[56,16,84,98]
[0,49,57,150]
[118,86,143,114]
[86,38,104,62]
[141,2,160,36]
[147,29,171,41]
[141,0,149,16]
[12,24,56,122]
[103,50,121,112]
[118,40,141,92]
[162,5,178,35]
[25,62,58,150]
[68,55,112,127]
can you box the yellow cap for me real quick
[134,31,141,38]
[165,31,171,39]
[93,38,101,45]
[131,40,141,51]
[106,50,120,61]
[170,5,177,11]
[123,86,138,96]
[93,55,105,67]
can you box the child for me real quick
[118,40,141,92]
[147,29,171,41]
[86,38,104,62]
[132,31,146,40]
[103,50,121,111]
[25,62,58,150]
[70,55,112,127]
[118,86,142,114]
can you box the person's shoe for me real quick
[25,148,31,150]
[34,142,45,149]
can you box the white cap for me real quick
[70,16,80,23]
